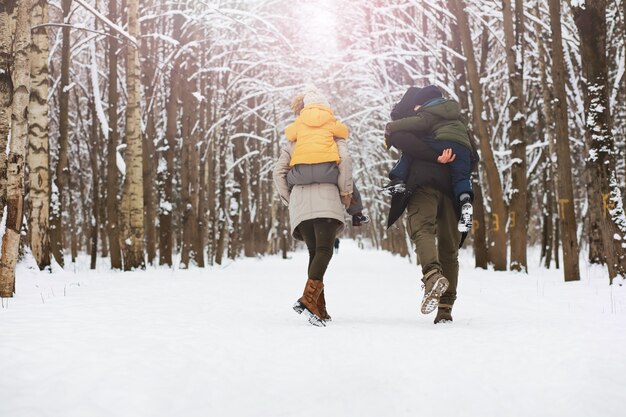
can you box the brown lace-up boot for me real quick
[293,279,326,327]
[317,290,331,321]
[434,304,453,324]
[420,268,449,314]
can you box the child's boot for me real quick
[352,212,370,226]
[382,178,406,196]
[457,194,473,233]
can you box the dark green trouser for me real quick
[407,187,460,306]
[297,218,341,281]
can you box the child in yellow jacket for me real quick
[285,86,369,226]
[285,88,349,166]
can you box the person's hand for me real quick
[437,148,456,164]
[340,193,352,209]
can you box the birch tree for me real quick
[0,0,30,297]
[120,0,144,270]
[0,0,14,219]
[27,0,50,270]
[106,0,122,269]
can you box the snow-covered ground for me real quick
[1,241,625,417]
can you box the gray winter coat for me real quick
[273,141,352,240]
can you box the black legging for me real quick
[297,218,341,281]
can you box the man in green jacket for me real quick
[384,85,472,323]
[384,85,474,233]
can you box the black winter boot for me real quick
[382,178,407,196]
[434,304,453,324]
[352,212,370,226]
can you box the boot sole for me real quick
[421,277,449,315]
[382,185,406,196]
[293,300,305,314]
[458,215,473,232]
[294,300,331,321]
[293,301,325,327]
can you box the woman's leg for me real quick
[293,219,340,325]
[297,220,317,275]
[297,218,340,280]
[308,219,341,281]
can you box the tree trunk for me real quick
[0,1,14,225]
[50,0,72,268]
[207,132,217,265]
[180,71,198,268]
[450,14,488,268]
[140,14,157,266]
[573,1,626,283]
[106,0,122,269]
[541,164,554,268]
[450,0,508,270]
[0,0,30,297]
[215,128,228,265]
[548,0,580,281]
[120,0,145,270]
[27,0,50,270]
[89,96,99,270]
[535,0,557,270]
[502,0,528,272]
[195,50,208,268]
[472,177,489,268]
[159,70,177,267]
[158,12,182,267]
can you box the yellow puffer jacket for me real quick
[285,104,349,166]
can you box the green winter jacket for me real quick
[387,99,471,150]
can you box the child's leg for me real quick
[347,182,364,216]
[349,182,370,226]
[448,152,472,201]
[287,162,339,187]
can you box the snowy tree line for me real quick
[0,0,625,296]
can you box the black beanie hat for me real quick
[390,85,444,121]
[390,87,420,120]
[413,85,443,105]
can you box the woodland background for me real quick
[0,0,625,297]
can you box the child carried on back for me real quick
[383,85,475,232]
[285,86,369,226]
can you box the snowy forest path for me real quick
[1,241,626,417]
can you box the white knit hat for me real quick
[303,85,330,107]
